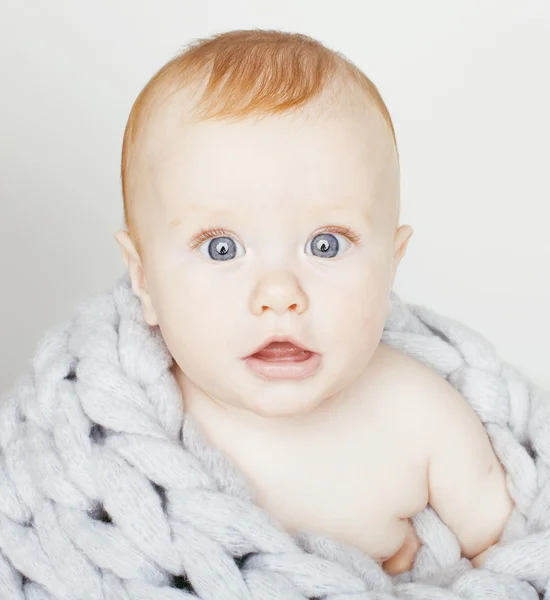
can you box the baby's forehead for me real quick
[150,105,394,185]
[156,120,389,205]
[139,86,399,230]
[159,155,395,244]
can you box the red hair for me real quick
[121,30,397,254]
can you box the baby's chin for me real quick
[237,385,336,418]
[234,353,368,418]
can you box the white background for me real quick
[1,0,549,391]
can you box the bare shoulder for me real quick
[367,342,452,403]
[365,342,479,434]
[365,343,512,559]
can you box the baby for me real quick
[115,29,514,574]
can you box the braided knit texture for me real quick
[1,273,549,600]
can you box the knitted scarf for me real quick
[1,273,548,600]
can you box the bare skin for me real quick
[182,342,514,573]
[117,84,514,574]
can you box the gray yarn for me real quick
[1,273,549,600]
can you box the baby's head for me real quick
[116,29,413,419]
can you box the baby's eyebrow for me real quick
[168,217,183,228]
[167,205,236,230]
[167,203,371,231]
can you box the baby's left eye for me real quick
[305,232,351,259]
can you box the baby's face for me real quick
[129,105,409,417]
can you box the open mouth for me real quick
[251,341,312,362]
[243,338,321,380]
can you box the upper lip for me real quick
[243,335,315,358]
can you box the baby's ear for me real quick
[389,224,413,289]
[393,224,413,263]
[114,230,159,327]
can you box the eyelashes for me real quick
[188,227,235,250]
[188,224,363,250]
[321,225,362,245]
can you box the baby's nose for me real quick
[249,269,308,316]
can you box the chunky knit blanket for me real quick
[1,273,549,600]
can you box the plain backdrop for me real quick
[1,0,549,392]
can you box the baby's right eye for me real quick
[198,236,246,261]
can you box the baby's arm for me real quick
[424,375,514,562]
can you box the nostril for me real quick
[261,303,298,312]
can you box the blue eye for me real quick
[306,232,351,258]
[196,230,353,261]
[198,236,245,261]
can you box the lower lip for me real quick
[243,352,322,380]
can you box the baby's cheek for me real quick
[351,282,388,332]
